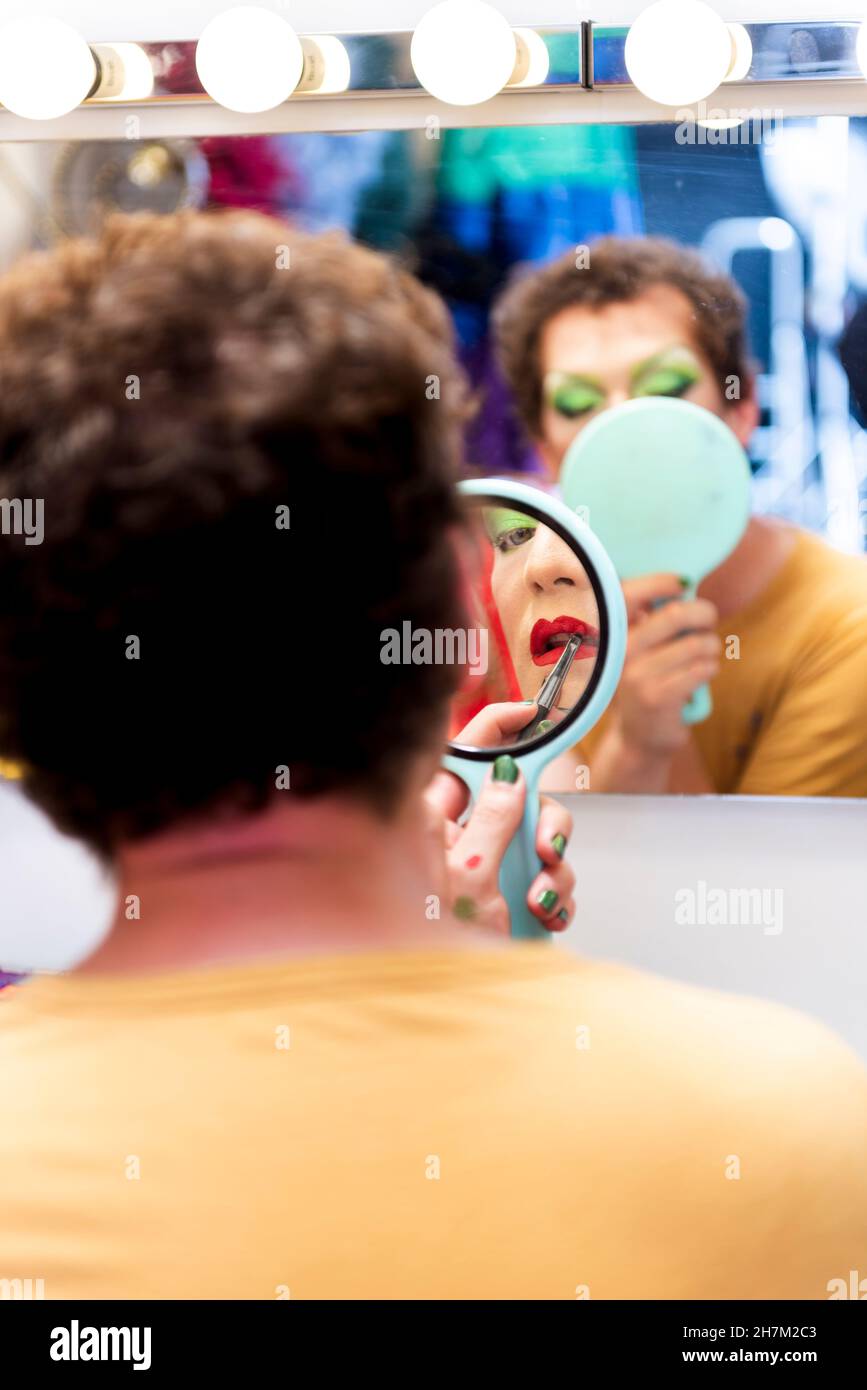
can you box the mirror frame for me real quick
[0,20,864,143]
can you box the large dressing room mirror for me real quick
[1,115,865,801]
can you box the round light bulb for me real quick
[511,29,550,89]
[105,44,155,101]
[625,0,733,107]
[91,43,155,102]
[411,0,517,106]
[196,6,304,114]
[857,21,867,81]
[0,16,96,121]
[297,35,351,95]
[725,24,753,83]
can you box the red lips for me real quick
[530,616,599,667]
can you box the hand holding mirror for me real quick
[444,479,627,940]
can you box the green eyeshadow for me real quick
[483,507,537,544]
[632,347,702,399]
[544,371,605,419]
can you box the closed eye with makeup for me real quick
[544,344,703,423]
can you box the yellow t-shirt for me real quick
[582,529,867,796]
[1,944,865,1300]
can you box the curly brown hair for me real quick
[492,236,751,437]
[0,210,469,855]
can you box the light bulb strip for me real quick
[0,20,865,126]
[0,26,586,118]
[76,22,867,108]
[592,19,864,94]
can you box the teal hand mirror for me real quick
[443,479,626,941]
[560,398,751,724]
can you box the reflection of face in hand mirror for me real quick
[449,503,603,752]
[443,480,626,941]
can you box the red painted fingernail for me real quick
[465,854,482,870]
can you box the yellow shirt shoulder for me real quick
[1,946,865,1299]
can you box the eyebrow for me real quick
[545,371,606,392]
[628,345,701,384]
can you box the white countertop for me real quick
[2,780,864,1060]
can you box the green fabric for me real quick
[437,124,639,203]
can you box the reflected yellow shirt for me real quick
[1,945,865,1299]
[582,530,867,796]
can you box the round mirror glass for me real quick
[448,493,611,757]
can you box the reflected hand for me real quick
[617,574,721,753]
[424,755,575,936]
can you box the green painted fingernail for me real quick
[552,833,567,859]
[537,889,558,912]
[535,720,554,734]
[557,908,569,925]
[493,755,519,784]
[679,576,692,589]
[453,896,477,921]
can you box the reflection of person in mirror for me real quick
[1,211,864,1303]
[493,237,867,797]
[484,508,600,721]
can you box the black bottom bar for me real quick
[2,1298,863,1375]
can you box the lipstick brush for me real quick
[516,632,584,742]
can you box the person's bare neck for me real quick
[698,515,798,619]
[74,792,493,977]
